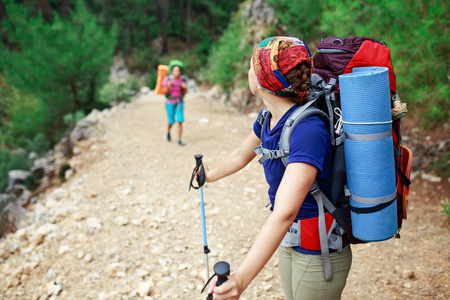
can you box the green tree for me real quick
[268,0,323,41]
[318,0,449,122]
[0,0,118,125]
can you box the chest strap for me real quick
[253,146,289,164]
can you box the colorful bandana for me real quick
[252,37,312,100]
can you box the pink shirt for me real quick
[163,75,184,101]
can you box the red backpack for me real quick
[312,37,411,244]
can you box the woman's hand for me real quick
[207,274,244,300]
[194,162,211,183]
[167,80,172,88]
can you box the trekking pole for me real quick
[189,154,210,285]
[202,261,230,300]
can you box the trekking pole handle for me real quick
[195,154,203,167]
[189,154,206,190]
[214,261,230,286]
[206,261,230,300]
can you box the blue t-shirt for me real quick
[253,105,332,254]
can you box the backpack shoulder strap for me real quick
[256,107,270,140]
[279,101,330,166]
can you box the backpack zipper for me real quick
[316,48,351,53]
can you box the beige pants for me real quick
[278,245,352,300]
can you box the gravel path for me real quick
[1,92,449,299]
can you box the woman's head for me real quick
[171,65,181,79]
[252,37,312,104]
[168,60,184,79]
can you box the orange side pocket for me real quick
[155,65,168,95]
[399,146,413,219]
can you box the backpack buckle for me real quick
[269,149,288,159]
[324,78,337,92]
[310,183,321,196]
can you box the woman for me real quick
[202,37,352,300]
[163,60,187,146]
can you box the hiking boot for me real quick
[167,131,171,142]
[178,139,185,146]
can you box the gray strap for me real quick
[350,186,397,205]
[254,145,264,155]
[324,79,337,146]
[327,220,343,252]
[336,133,346,146]
[258,107,270,141]
[345,130,392,141]
[279,103,329,166]
[314,189,333,281]
[256,148,289,164]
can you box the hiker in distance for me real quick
[200,37,352,300]
[163,60,187,146]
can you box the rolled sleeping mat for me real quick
[339,67,397,242]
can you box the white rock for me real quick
[36,224,58,237]
[421,172,441,182]
[46,282,62,296]
[115,216,129,226]
[15,228,28,241]
[34,203,49,223]
[107,263,127,277]
[52,188,69,200]
[199,118,210,124]
[77,251,85,259]
[136,269,150,278]
[140,86,150,94]
[158,258,167,267]
[98,291,119,300]
[137,281,153,297]
[86,217,102,229]
[58,245,71,255]
[84,253,93,262]
[119,186,133,195]
[45,269,57,281]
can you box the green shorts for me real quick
[278,245,352,300]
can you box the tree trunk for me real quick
[143,4,151,46]
[60,0,69,18]
[70,82,81,109]
[159,0,170,55]
[0,0,10,49]
[128,2,135,49]
[186,0,191,49]
[178,0,184,40]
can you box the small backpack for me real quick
[254,37,412,281]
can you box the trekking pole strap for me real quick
[189,154,206,190]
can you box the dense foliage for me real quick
[0,0,244,193]
[209,0,448,122]
[0,0,118,144]
[269,0,449,122]
[0,0,448,195]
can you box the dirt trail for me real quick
[1,93,449,300]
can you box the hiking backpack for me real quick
[254,37,412,281]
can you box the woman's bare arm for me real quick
[210,162,318,299]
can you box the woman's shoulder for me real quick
[291,115,330,144]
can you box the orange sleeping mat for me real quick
[155,64,168,95]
